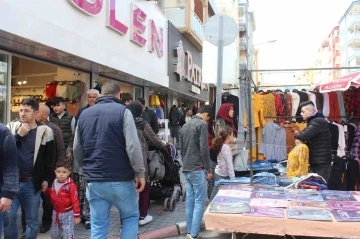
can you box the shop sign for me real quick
[68,0,164,58]
[174,41,209,91]
[190,85,200,94]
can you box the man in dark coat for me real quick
[295,101,332,181]
[137,97,159,134]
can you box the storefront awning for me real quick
[319,71,360,93]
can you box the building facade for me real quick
[0,0,174,124]
[339,0,360,76]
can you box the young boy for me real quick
[45,160,81,239]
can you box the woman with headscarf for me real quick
[214,103,237,137]
[127,101,167,226]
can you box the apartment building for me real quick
[339,0,360,75]
[239,0,256,78]
[300,26,340,85]
[156,0,218,51]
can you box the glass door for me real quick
[0,52,10,124]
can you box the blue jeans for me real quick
[183,170,207,238]
[4,181,40,239]
[86,181,139,239]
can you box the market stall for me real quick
[204,184,360,238]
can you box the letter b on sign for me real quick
[68,0,103,16]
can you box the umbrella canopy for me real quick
[319,72,360,93]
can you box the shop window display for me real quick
[10,56,90,121]
[0,53,8,124]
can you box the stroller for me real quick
[149,143,185,211]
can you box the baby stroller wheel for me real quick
[169,198,176,211]
[175,189,181,202]
[182,190,186,202]
[164,198,170,211]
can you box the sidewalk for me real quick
[33,198,186,239]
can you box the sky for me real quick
[250,0,355,71]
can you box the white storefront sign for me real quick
[0,0,169,87]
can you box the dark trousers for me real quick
[139,182,150,218]
[21,192,53,231]
[310,164,332,183]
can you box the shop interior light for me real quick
[17,80,22,85]
[22,78,27,84]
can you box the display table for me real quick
[204,207,360,238]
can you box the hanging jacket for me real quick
[296,112,332,165]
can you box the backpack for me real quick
[148,150,165,181]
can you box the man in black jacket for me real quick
[295,101,332,181]
[137,97,159,134]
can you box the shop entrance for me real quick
[0,52,9,123]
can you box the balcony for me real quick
[160,1,204,51]
[348,48,360,60]
[348,14,360,31]
[348,32,360,48]
[239,17,246,32]
[239,37,247,50]
[190,10,204,42]
[238,0,247,6]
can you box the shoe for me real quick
[186,233,199,239]
[85,221,91,229]
[40,223,51,233]
[139,215,153,226]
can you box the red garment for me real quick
[216,103,237,133]
[273,93,284,123]
[284,94,292,121]
[46,178,80,225]
[328,92,341,123]
[352,88,360,117]
[343,89,353,117]
[45,83,57,99]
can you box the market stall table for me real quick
[204,207,360,239]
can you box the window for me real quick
[0,53,8,124]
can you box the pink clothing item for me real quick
[214,144,235,180]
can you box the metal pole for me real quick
[215,16,224,114]
[247,75,254,185]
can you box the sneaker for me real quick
[139,215,153,226]
[186,233,199,239]
[85,221,91,229]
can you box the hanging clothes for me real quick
[322,93,330,118]
[310,91,324,112]
[328,122,339,156]
[343,89,353,117]
[332,122,346,157]
[295,122,307,132]
[252,93,265,128]
[307,92,317,110]
[328,92,341,123]
[336,92,346,120]
[290,92,300,120]
[283,123,300,154]
[284,93,292,121]
[262,93,276,122]
[347,123,356,151]
[295,91,309,123]
[351,125,360,161]
[274,93,284,123]
[259,121,287,161]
